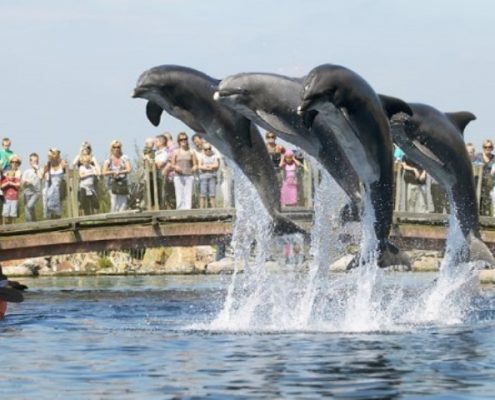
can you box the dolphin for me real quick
[213,72,362,223]
[380,96,495,266]
[132,65,304,235]
[297,64,412,268]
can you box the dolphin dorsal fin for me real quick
[146,101,163,126]
[445,112,476,134]
[378,94,413,118]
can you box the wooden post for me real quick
[304,161,313,208]
[394,162,403,212]
[71,168,79,218]
[151,162,159,211]
[144,161,152,211]
[473,164,483,211]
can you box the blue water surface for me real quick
[1,274,495,399]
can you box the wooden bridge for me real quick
[2,207,495,262]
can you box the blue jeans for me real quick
[24,190,39,222]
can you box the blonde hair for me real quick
[483,139,494,149]
[48,148,61,161]
[110,140,123,155]
[9,154,21,166]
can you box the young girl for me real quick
[79,154,99,215]
[1,155,22,224]
[279,150,302,207]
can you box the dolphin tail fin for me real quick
[378,241,412,270]
[469,235,495,268]
[273,214,306,236]
[339,201,361,225]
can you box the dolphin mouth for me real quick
[213,89,246,101]
[132,86,149,98]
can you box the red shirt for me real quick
[1,174,20,200]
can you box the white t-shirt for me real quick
[155,148,169,169]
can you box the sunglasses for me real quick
[10,161,20,164]
[484,146,493,149]
[204,147,212,151]
[112,145,121,148]
[267,136,276,139]
[179,138,188,142]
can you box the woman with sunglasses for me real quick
[474,139,495,215]
[102,140,132,212]
[171,132,198,209]
[1,154,22,224]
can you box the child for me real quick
[279,150,302,207]
[79,154,99,215]
[1,155,22,224]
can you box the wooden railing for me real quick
[1,159,489,224]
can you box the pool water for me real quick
[1,274,495,399]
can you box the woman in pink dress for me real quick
[279,150,302,206]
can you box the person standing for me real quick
[474,139,495,216]
[21,153,41,222]
[1,155,22,224]
[42,149,67,220]
[198,143,220,208]
[78,154,99,215]
[171,132,198,210]
[102,140,132,213]
[279,150,302,207]
[0,138,14,172]
[402,156,428,213]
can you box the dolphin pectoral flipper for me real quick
[273,213,306,235]
[302,110,319,130]
[146,101,163,126]
[378,94,414,118]
[445,112,477,135]
[256,110,300,137]
[412,140,445,167]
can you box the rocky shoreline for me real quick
[1,246,495,284]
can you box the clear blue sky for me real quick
[1,0,494,165]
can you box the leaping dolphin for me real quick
[380,96,495,267]
[132,65,304,235]
[298,64,412,269]
[213,72,362,223]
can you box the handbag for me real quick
[111,178,129,195]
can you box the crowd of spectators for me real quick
[394,139,495,215]
[2,132,495,225]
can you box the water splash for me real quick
[203,169,478,334]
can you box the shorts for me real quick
[200,174,217,198]
[2,199,18,217]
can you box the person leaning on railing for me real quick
[102,140,132,213]
[474,139,495,216]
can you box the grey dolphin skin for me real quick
[297,64,412,269]
[131,65,304,235]
[213,72,362,223]
[380,96,495,266]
